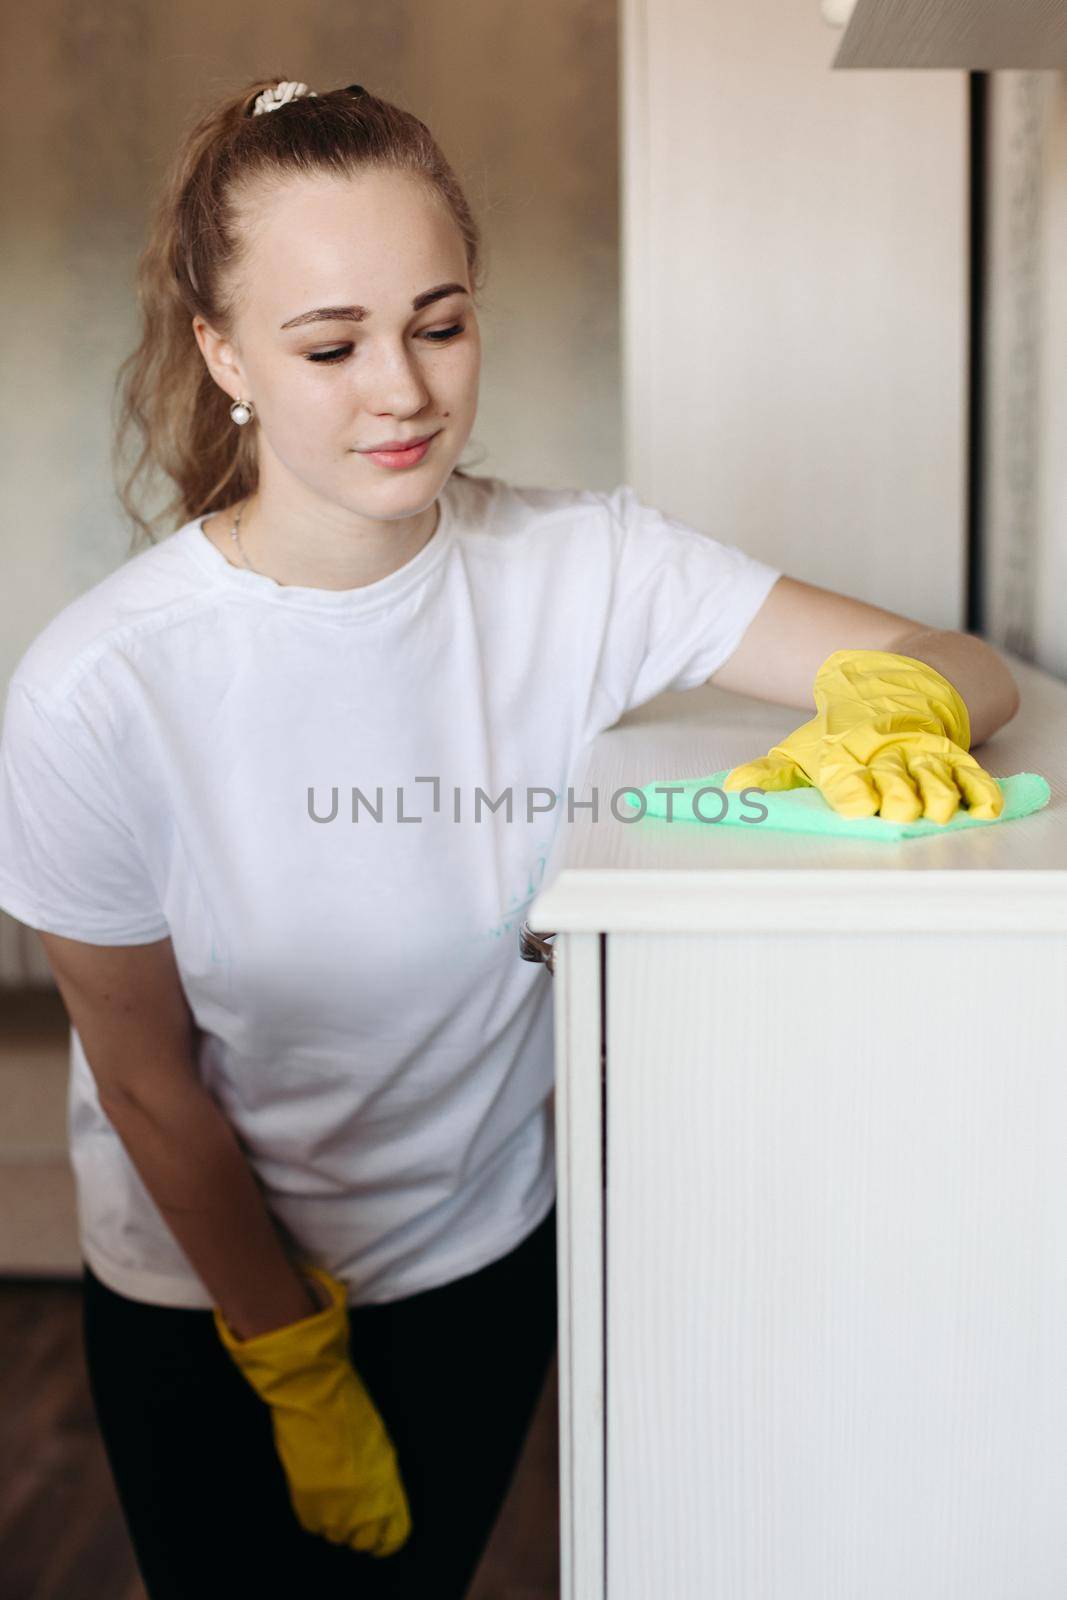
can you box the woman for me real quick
[0,76,1019,1598]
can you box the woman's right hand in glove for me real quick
[213,1261,413,1557]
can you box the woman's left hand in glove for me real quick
[721,649,1005,825]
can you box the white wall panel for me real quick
[621,0,968,625]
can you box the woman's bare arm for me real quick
[36,928,324,1339]
[709,575,1020,746]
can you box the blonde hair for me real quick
[113,77,485,551]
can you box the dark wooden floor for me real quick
[0,1277,560,1599]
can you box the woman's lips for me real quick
[361,433,438,469]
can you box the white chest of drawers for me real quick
[527,655,1067,1600]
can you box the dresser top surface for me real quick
[529,653,1067,929]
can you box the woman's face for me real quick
[196,167,481,518]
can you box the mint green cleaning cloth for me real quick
[630,770,1051,841]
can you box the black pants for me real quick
[81,1202,558,1599]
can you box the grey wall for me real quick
[985,70,1067,683]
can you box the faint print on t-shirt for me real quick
[482,832,556,946]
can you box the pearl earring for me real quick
[230,398,255,426]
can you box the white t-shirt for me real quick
[0,472,781,1307]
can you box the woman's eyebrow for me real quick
[280,282,470,330]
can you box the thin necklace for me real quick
[228,497,442,580]
[229,498,257,573]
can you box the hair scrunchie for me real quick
[252,80,318,116]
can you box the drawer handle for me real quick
[519,921,557,975]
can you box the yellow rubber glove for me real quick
[722,648,1004,824]
[213,1262,413,1557]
